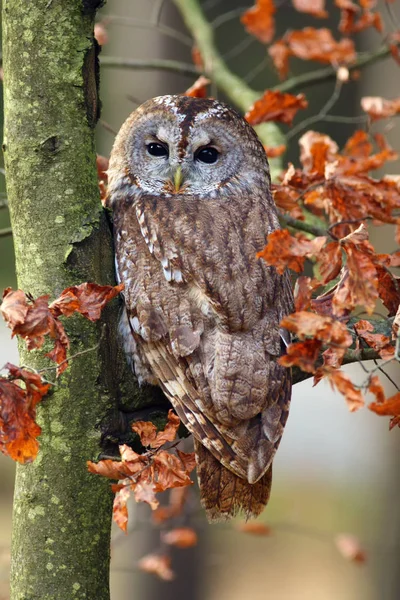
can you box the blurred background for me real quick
[1,1,400,598]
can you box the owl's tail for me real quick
[194,439,272,522]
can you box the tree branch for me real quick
[280,214,328,238]
[0,227,12,238]
[100,56,199,77]
[276,43,398,94]
[171,0,285,178]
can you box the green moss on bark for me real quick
[3,1,112,598]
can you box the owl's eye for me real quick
[195,147,219,164]
[147,142,168,157]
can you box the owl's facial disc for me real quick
[121,95,269,198]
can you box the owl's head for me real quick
[107,95,270,202]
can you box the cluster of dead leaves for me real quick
[257,124,400,419]
[88,410,196,532]
[0,282,123,463]
[239,0,392,79]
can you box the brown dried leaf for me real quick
[138,553,175,581]
[113,485,130,533]
[241,0,276,44]
[354,319,395,360]
[134,482,159,510]
[361,96,400,121]
[264,144,286,158]
[162,527,198,548]
[268,40,291,79]
[184,76,211,98]
[257,230,326,274]
[299,131,338,176]
[369,392,400,417]
[294,276,319,311]
[281,311,353,348]
[132,409,180,449]
[334,243,379,315]
[0,364,50,463]
[327,369,364,411]
[368,375,385,404]
[236,521,272,536]
[317,242,342,284]
[279,339,322,373]
[50,282,124,321]
[245,91,308,126]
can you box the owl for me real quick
[107,95,293,521]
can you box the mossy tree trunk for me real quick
[1,1,144,598]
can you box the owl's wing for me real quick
[127,191,293,487]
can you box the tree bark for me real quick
[1,1,140,598]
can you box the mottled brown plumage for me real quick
[107,95,293,521]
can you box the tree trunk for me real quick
[3,1,119,598]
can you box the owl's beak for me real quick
[173,166,183,192]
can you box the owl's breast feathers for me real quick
[113,189,293,520]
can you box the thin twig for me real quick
[287,78,343,141]
[275,43,399,94]
[0,227,12,238]
[106,15,193,47]
[99,119,118,136]
[211,7,247,29]
[38,342,101,373]
[100,56,199,77]
[280,214,327,238]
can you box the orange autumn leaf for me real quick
[245,91,308,126]
[96,155,109,205]
[268,40,291,79]
[153,487,189,524]
[335,533,367,564]
[333,243,379,315]
[191,46,204,70]
[299,131,338,177]
[241,0,276,44]
[337,0,383,35]
[368,375,385,404]
[292,0,328,18]
[236,521,272,536]
[50,282,123,321]
[361,96,400,121]
[257,230,326,274]
[326,369,364,411]
[269,28,356,78]
[264,144,286,158]
[281,311,353,347]
[354,319,395,360]
[184,76,211,98]
[294,276,320,311]
[138,553,175,581]
[279,338,322,373]
[113,485,130,533]
[132,409,180,449]
[369,392,400,417]
[0,364,50,464]
[317,242,342,284]
[134,481,159,510]
[162,527,198,548]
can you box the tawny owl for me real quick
[107,95,293,521]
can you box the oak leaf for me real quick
[369,392,400,417]
[326,369,364,411]
[50,282,124,321]
[236,521,272,536]
[257,230,326,274]
[354,319,395,360]
[361,96,400,121]
[317,242,342,284]
[132,409,180,449]
[241,0,276,44]
[138,554,175,581]
[0,364,50,463]
[184,76,211,98]
[162,527,198,548]
[245,91,308,126]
